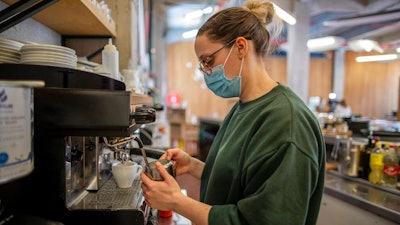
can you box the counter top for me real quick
[324,171,400,223]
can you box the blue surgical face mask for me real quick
[203,46,243,98]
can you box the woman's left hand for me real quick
[140,161,182,211]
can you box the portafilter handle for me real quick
[129,106,156,126]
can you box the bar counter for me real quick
[324,170,400,223]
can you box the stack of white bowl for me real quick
[20,44,77,68]
[0,38,24,64]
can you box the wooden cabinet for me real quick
[183,123,199,156]
[168,107,199,156]
[168,108,186,148]
[3,0,116,36]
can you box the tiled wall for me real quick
[0,1,60,45]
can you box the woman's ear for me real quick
[235,37,248,59]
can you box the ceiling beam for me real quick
[323,10,400,27]
[351,21,400,42]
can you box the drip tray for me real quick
[70,178,144,210]
[65,178,150,225]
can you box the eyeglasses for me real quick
[199,39,236,75]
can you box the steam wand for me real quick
[133,136,150,168]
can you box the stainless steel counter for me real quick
[324,171,400,223]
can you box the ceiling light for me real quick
[272,3,296,25]
[202,6,213,14]
[348,39,383,53]
[308,37,335,47]
[182,29,198,39]
[185,10,203,20]
[359,40,374,52]
[184,6,213,20]
[307,36,345,52]
[278,36,345,52]
[355,54,398,62]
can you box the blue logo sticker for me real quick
[0,152,9,164]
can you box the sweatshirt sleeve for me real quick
[208,142,320,225]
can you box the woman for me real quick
[140,1,326,225]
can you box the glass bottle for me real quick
[382,144,398,188]
[368,141,384,185]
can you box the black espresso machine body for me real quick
[0,64,157,225]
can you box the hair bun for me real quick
[244,0,275,25]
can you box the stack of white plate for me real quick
[20,44,77,68]
[0,38,24,64]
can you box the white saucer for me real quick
[21,44,76,55]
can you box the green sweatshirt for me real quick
[200,84,326,225]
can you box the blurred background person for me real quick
[334,99,352,118]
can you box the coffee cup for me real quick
[144,159,175,181]
[112,161,143,188]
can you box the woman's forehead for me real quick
[195,35,221,58]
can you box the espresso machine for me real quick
[0,64,162,225]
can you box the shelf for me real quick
[3,0,116,36]
[130,93,153,106]
[0,64,125,90]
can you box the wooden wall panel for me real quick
[167,42,399,120]
[344,51,399,119]
[308,52,333,99]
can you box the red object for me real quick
[159,210,173,218]
[166,92,182,107]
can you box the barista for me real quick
[140,1,326,225]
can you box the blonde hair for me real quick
[244,0,274,25]
[197,0,282,56]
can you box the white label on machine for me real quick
[0,85,33,184]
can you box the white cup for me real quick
[112,161,143,188]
